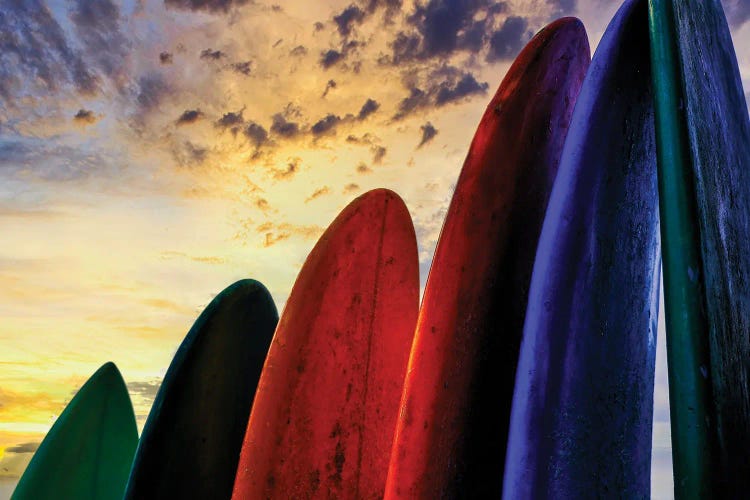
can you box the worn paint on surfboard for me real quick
[650,0,750,495]
[124,279,278,499]
[232,189,419,499]
[12,362,138,500]
[384,17,590,499]
[503,0,660,497]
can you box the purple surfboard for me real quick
[503,0,660,497]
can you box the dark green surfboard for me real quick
[124,279,278,499]
[11,362,138,500]
[649,0,750,496]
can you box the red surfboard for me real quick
[384,18,590,498]
[232,189,419,499]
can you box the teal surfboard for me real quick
[650,0,750,495]
[125,279,278,499]
[12,362,138,500]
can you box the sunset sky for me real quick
[1,0,749,497]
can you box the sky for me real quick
[0,0,749,498]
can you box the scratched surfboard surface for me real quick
[503,0,660,497]
[233,189,419,499]
[672,0,750,492]
[384,17,590,499]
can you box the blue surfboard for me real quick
[503,0,660,497]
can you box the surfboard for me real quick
[503,0,660,497]
[232,189,419,499]
[12,362,137,500]
[649,0,750,495]
[124,279,278,499]
[383,18,590,499]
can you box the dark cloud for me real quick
[200,48,226,60]
[364,0,403,21]
[231,61,252,75]
[435,73,488,105]
[176,109,203,125]
[136,73,170,111]
[487,16,529,62]
[320,50,344,69]
[334,4,366,37]
[69,0,131,87]
[394,67,488,119]
[311,114,342,136]
[724,0,750,27]
[215,109,244,131]
[270,113,301,138]
[273,38,283,48]
[160,52,174,64]
[244,121,268,147]
[6,442,40,454]
[322,79,337,98]
[386,0,512,62]
[394,87,429,119]
[314,21,326,31]
[418,122,438,147]
[390,32,422,64]
[0,0,99,101]
[164,0,251,13]
[290,45,308,56]
[127,380,162,401]
[358,98,380,120]
[73,109,99,125]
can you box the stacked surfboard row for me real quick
[11,0,749,498]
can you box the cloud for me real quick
[215,109,244,133]
[393,67,488,119]
[135,73,171,112]
[320,49,344,69]
[305,186,331,202]
[487,16,529,62]
[176,109,203,125]
[160,52,174,64]
[394,87,430,119]
[73,109,99,125]
[343,183,360,194]
[244,121,269,147]
[372,145,387,163]
[357,98,380,120]
[322,79,337,97]
[418,121,438,147]
[164,0,251,13]
[200,48,226,60]
[0,0,98,102]
[290,45,308,56]
[356,162,372,173]
[231,61,252,75]
[272,158,299,180]
[172,140,208,166]
[550,0,577,17]
[270,113,301,138]
[724,0,750,27]
[5,442,40,454]
[435,73,489,105]
[311,114,342,136]
[333,4,366,37]
[69,0,131,88]
[127,380,162,401]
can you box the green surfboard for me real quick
[11,362,138,500]
[650,0,750,496]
